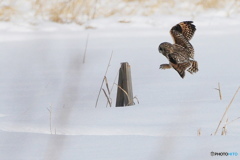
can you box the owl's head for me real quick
[158,42,173,57]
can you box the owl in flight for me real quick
[158,21,198,78]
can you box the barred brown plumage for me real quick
[158,21,199,78]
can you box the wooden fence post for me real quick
[116,62,134,107]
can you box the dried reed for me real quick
[105,72,119,108]
[114,83,131,106]
[214,82,222,100]
[95,51,113,108]
[46,105,53,134]
[197,128,201,136]
[221,117,240,135]
[214,86,240,135]
[133,96,139,104]
[83,33,89,64]
[104,76,110,95]
[102,88,112,107]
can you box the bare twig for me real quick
[214,86,240,135]
[83,33,89,64]
[95,51,113,108]
[224,117,240,127]
[214,82,222,100]
[47,105,52,134]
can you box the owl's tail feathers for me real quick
[171,62,191,78]
[187,60,199,74]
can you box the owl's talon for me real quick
[160,64,172,70]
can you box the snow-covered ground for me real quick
[0,13,240,159]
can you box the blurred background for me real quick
[0,0,239,25]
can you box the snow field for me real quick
[0,15,240,159]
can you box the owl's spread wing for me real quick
[170,21,196,59]
[171,21,196,41]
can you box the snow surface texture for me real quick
[0,5,240,160]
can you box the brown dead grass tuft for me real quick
[1,0,240,24]
[196,0,226,9]
[32,0,97,24]
[0,6,17,21]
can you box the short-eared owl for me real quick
[158,21,198,78]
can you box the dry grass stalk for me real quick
[103,76,112,107]
[104,76,110,95]
[95,51,113,108]
[47,105,53,134]
[221,117,240,135]
[221,126,227,135]
[214,86,240,135]
[89,0,99,20]
[105,72,119,108]
[197,128,201,136]
[214,82,222,100]
[114,83,131,106]
[83,33,89,64]
[221,118,228,135]
[102,89,112,107]
[133,96,139,104]
[224,117,240,126]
